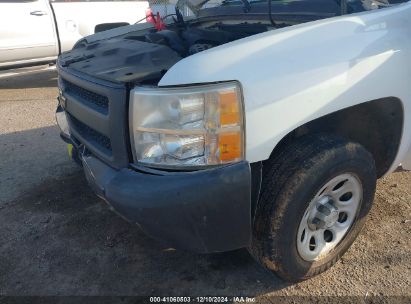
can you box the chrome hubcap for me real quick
[297,173,363,261]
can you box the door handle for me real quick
[30,11,47,16]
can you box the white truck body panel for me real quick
[402,154,411,169]
[51,1,149,53]
[0,0,58,66]
[0,0,149,68]
[159,3,411,174]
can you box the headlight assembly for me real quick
[129,82,244,168]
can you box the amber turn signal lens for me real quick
[219,91,240,126]
[219,131,242,161]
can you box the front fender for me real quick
[159,3,411,170]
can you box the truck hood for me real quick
[58,33,182,84]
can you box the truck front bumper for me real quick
[81,154,252,253]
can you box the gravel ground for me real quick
[0,68,410,301]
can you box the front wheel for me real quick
[249,134,377,282]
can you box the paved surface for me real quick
[0,68,410,299]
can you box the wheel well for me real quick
[272,97,404,178]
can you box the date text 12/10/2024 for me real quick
[149,297,256,303]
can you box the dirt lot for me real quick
[0,68,410,301]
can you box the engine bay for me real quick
[127,22,272,57]
[58,19,277,84]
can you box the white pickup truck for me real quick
[56,0,411,282]
[0,0,149,69]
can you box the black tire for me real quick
[249,134,377,282]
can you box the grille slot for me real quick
[63,79,109,114]
[68,114,112,154]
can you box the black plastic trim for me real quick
[81,154,252,253]
[65,93,110,136]
[58,63,129,169]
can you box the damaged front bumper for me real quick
[56,107,252,253]
[82,154,252,253]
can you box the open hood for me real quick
[175,0,391,16]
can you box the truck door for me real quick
[0,0,58,67]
